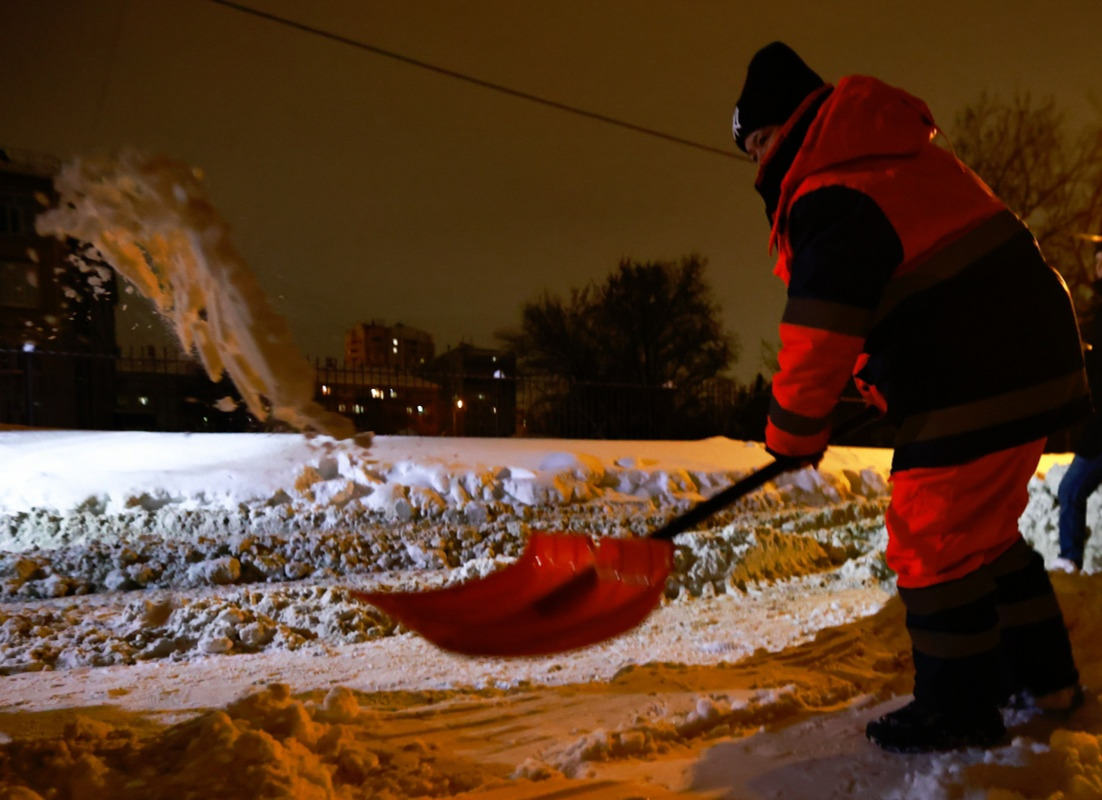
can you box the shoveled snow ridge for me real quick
[0,498,892,675]
[0,431,1085,680]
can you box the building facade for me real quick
[428,344,517,436]
[344,321,435,371]
[0,149,119,428]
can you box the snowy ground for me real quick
[0,427,1100,799]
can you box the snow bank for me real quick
[0,431,890,548]
[0,431,897,674]
[1,430,1098,800]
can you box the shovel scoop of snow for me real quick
[353,532,674,657]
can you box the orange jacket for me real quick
[760,76,1088,470]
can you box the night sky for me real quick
[4,0,1102,380]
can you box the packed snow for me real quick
[0,427,1100,799]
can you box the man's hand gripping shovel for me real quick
[352,407,880,657]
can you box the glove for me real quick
[764,417,831,470]
[766,447,824,471]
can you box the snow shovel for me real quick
[353,408,880,657]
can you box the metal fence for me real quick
[0,348,781,440]
[0,347,252,432]
[2,347,1084,451]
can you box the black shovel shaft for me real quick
[650,406,881,542]
[649,458,791,541]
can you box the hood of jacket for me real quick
[764,75,939,249]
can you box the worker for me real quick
[732,41,1088,753]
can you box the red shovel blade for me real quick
[353,532,675,657]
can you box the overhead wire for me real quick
[203,0,752,163]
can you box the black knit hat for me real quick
[733,42,824,152]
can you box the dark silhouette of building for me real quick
[113,347,255,433]
[313,358,442,435]
[428,344,517,436]
[0,149,119,428]
[344,321,435,370]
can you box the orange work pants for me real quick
[885,439,1046,589]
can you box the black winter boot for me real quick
[868,570,1007,754]
[866,700,1006,754]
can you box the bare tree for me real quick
[950,91,1102,305]
[499,255,737,388]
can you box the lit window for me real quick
[321,384,331,396]
[138,396,149,406]
[370,388,384,399]
[416,405,424,414]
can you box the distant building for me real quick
[0,149,119,428]
[0,149,118,353]
[314,359,442,435]
[428,344,517,436]
[113,347,254,433]
[344,321,435,370]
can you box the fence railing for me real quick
[4,347,1084,452]
[0,347,787,440]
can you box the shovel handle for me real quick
[649,405,882,542]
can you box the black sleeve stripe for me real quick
[873,211,1025,326]
[781,297,875,337]
[787,186,904,310]
[768,395,832,436]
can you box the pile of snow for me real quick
[0,428,1099,800]
[0,683,488,798]
[0,431,896,674]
